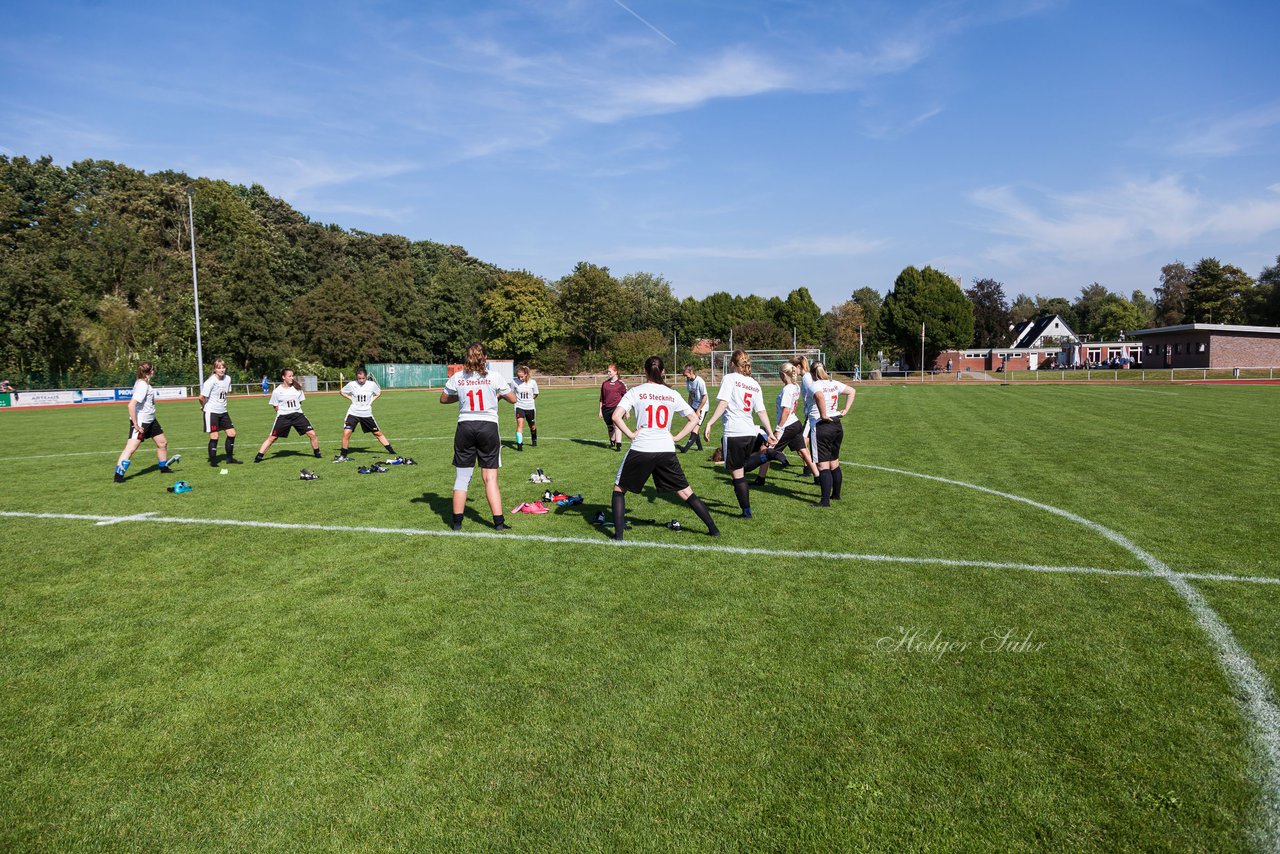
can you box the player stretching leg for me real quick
[703,350,773,519]
[611,355,718,539]
[335,367,397,461]
[254,369,321,462]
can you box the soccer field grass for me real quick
[1,382,1277,850]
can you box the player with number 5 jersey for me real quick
[441,342,517,531]
[610,355,719,540]
[703,349,773,519]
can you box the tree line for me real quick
[3,155,1278,384]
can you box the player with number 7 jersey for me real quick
[609,355,720,540]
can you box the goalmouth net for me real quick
[707,348,824,386]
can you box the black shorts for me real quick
[777,420,806,452]
[515,407,536,423]
[453,420,501,469]
[272,412,314,437]
[601,406,617,433]
[616,450,689,494]
[128,419,163,442]
[204,411,234,433]
[811,418,843,463]
[722,435,759,472]
[344,414,380,434]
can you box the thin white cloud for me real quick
[969,176,1280,264]
[1168,103,1280,157]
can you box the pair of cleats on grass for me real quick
[541,490,582,507]
[528,468,552,483]
[510,501,550,514]
[335,454,415,465]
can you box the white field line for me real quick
[850,462,1280,850]
[0,509,1137,578]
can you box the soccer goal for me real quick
[707,348,824,386]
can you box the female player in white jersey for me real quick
[610,355,719,539]
[806,360,854,507]
[254,369,322,463]
[772,362,820,482]
[702,350,773,518]
[441,342,517,531]
[113,361,181,482]
[512,364,539,452]
[334,366,397,461]
[199,358,241,466]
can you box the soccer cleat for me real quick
[357,466,372,474]
[516,443,522,452]
[168,454,182,466]
[313,449,322,458]
[254,454,265,463]
[113,473,125,483]
[226,458,243,465]
[333,454,350,463]
[450,521,463,531]
[370,463,388,473]
[299,469,320,480]
[209,459,219,467]
[665,520,683,531]
[494,522,513,531]
[739,508,753,519]
[159,465,175,474]
[510,503,529,514]
[529,501,549,514]
[555,493,583,507]
[810,501,830,508]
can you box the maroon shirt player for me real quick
[598,363,627,451]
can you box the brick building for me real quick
[1130,324,1280,368]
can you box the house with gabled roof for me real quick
[1008,314,1079,349]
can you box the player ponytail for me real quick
[136,361,154,379]
[730,349,752,377]
[810,361,829,381]
[644,355,666,385]
[779,363,797,384]
[464,342,488,375]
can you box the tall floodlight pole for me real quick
[858,325,864,382]
[186,187,206,388]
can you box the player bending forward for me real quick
[441,342,517,531]
[334,367,398,461]
[200,358,242,466]
[254,369,322,463]
[610,355,719,540]
[113,361,181,482]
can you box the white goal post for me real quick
[707,348,825,386]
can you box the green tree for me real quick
[966,278,1011,348]
[1130,290,1157,329]
[290,276,383,365]
[1186,258,1254,324]
[619,272,679,335]
[822,299,866,372]
[606,328,670,373]
[557,262,625,351]
[881,266,974,369]
[1071,283,1114,338]
[1155,262,1190,326]
[482,270,563,360]
[698,292,736,339]
[730,320,789,350]
[1095,299,1144,342]
[1009,293,1037,326]
[776,287,824,345]
[1257,255,1280,325]
[851,287,884,349]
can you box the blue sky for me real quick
[4,0,1279,310]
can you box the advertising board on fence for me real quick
[4,386,188,408]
